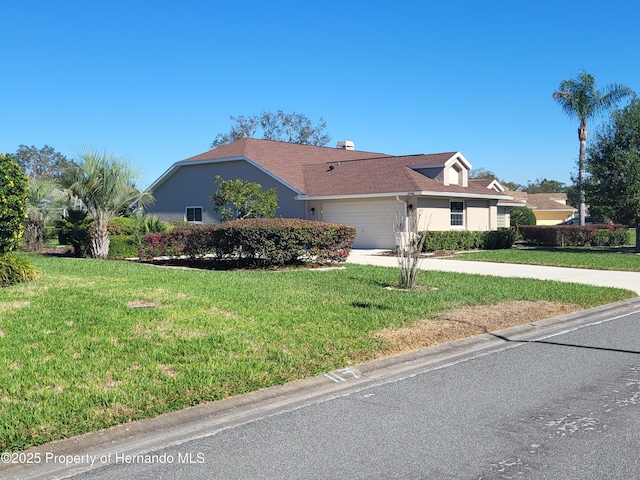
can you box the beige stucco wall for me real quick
[466,200,496,230]
[416,197,498,231]
[416,198,450,230]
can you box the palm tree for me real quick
[24,178,59,251]
[58,148,154,259]
[553,71,634,225]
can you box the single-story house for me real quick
[146,138,515,248]
[506,190,577,225]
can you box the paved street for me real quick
[7,298,640,480]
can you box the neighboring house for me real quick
[147,138,515,248]
[506,191,577,225]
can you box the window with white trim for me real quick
[185,206,203,223]
[450,201,464,227]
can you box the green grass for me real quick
[454,246,640,271]
[0,254,635,452]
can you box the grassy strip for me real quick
[0,254,635,452]
[452,246,640,271]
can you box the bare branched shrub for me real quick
[394,209,426,289]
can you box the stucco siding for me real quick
[417,198,450,230]
[466,200,491,231]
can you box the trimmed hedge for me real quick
[108,217,136,236]
[519,224,629,247]
[139,218,357,266]
[107,235,139,259]
[420,229,516,252]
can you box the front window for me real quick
[450,201,464,227]
[185,206,203,223]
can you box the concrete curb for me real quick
[6,296,640,480]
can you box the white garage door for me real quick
[322,200,403,249]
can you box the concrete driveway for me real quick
[347,249,640,295]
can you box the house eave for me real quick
[296,190,511,201]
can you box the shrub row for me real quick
[519,225,629,247]
[420,228,517,252]
[139,218,357,266]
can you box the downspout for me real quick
[395,195,409,233]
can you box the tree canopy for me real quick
[586,98,640,250]
[553,71,634,225]
[210,176,278,221]
[14,144,70,180]
[211,110,331,148]
[523,178,566,194]
[469,168,523,191]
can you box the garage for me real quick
[322,200,404,249]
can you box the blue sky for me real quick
[2,0,638,190]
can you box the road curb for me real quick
[5,297,640,479]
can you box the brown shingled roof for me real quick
[179,138,389,192]
[170,138,508,199]
[301,154,494,196]
[506,191,574,211]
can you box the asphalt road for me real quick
[7,298,640,480]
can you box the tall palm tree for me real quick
[58,148,154,259]
[553,71,634,225]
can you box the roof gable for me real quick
[151,139,510,200]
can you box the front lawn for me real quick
[0,254,635,452]
[452,246,640,271]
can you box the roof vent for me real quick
[336,140,355,150]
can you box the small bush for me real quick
[0,254,39,287]
[608,228,630,246]
[107,236,139,259]
[483,228,518,249]
[139,219,356,267]
[108,217,136,236]
[590,229,611,247]
[510,207,537,229]
[56,210,92,257]
[421,229,516,252]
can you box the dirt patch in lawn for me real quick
[127,300,162,309]
[375,300,582,356]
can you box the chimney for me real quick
[336,140,355,150]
